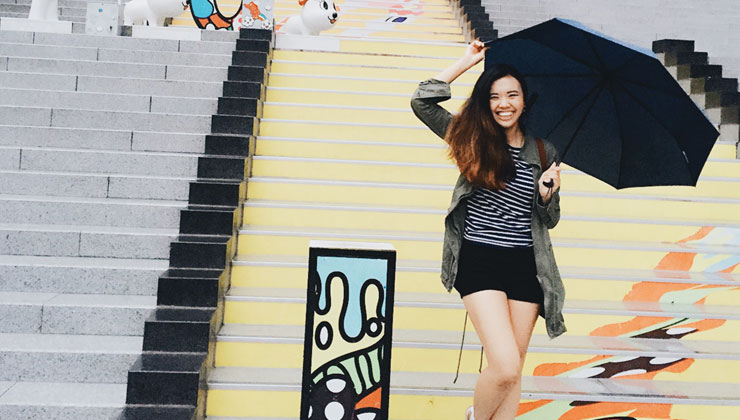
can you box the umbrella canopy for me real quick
[484,18,720,188]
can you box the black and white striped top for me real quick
[463,145,535,248]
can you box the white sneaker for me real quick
[465,405,475,420]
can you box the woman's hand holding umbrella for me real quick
[433,40,489,83]
[538,162,561,204]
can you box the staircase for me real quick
[0,27,238,417]
[201,0,740,419]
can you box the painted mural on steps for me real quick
[186,0,273,30]
[518,226,740,419]
[301,249,396,420]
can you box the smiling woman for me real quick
[410,40,566,420]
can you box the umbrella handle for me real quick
[543,179,554,188]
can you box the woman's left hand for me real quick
[538,162,561,204]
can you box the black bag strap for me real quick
[536,138,547,169]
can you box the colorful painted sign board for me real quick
[301,240,396,420]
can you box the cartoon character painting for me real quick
[281,0,340,35]
[188,0,241,29]
[123,0,188,26]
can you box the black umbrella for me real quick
[483,18,720,188]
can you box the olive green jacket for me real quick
[410,78,567,339]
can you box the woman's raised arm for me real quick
[410,40,488,141]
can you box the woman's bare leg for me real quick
[490,299,540,420]
[461,290,521,420]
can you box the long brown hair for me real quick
[445,64,529,190]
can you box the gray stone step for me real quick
[0,333,141,383]
[7,0,87,8]
[6,145,200,176]
[0,381,124,419]
[0,41,233,67]
[0,87,217,115]
[0,105,212,133]
[0,194,184,228]
[0,254,164,295]
[0,222,176,259]
[76,73,224,97]
[0,29,238,54]
[0,71,224,98]
[0,291,155,335]
[3,56,229,82]
[0,169,191,200]
[0,125,205,154]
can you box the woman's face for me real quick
[489,75,525,129]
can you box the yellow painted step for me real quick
[275,0,453,11]
[258,120,439,143]
[242,204,727,242]
[223,299,740,339]
[274,7,455,20]
[273,50,483,69]
[282,38,466,57]
[266,74,474,95]
[206,385,740,419]
[320,28,466,42]
[262,103,440,125]
[264,89,466,109]
[230,263,738,303]
[214,341,740,382]
[269,61,481,84]
[251,156,740,184]
[317,19,465,34]
[246,175,740,203]
[236,231,740,273]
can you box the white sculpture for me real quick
[124,0,188,26]
[282,0,339,35]
[28,0,59,20]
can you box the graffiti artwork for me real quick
[518,226,740,419]
[188,0,272,30]
[301,241,396,420]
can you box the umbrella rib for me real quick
[517,39,601,74]
[616,80,694,182]
[585,32,607,73]
[560,87,605,160]
[611,87,627,188]
[544,81,603,149]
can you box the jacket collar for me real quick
[518,131,542,169]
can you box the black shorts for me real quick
[453,238,544,304]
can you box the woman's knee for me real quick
[482,357,521,389]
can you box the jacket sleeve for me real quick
[535,140,561,229]
[410,78,454,141]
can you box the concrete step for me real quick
[0,169,192,200]
[0,29,236,55]
[0,194,184,228]
[0,125,206,154]
[0,41,233,67]
[0,222,176,259]
[6,145,201,177]
[0,381,124,419]
[0,71,224,98]
[235,225,740,274]
[0,88,217,115]
[0,332,141,383]
[232,253,740,295]
[0,254,165,295]
[206,366,740,418]
[225,285,740,332]
[239,199,740,242]
[3,56,229,82]
[217,323,740,376]
[0,291,155,335]
[0,106,212,133]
